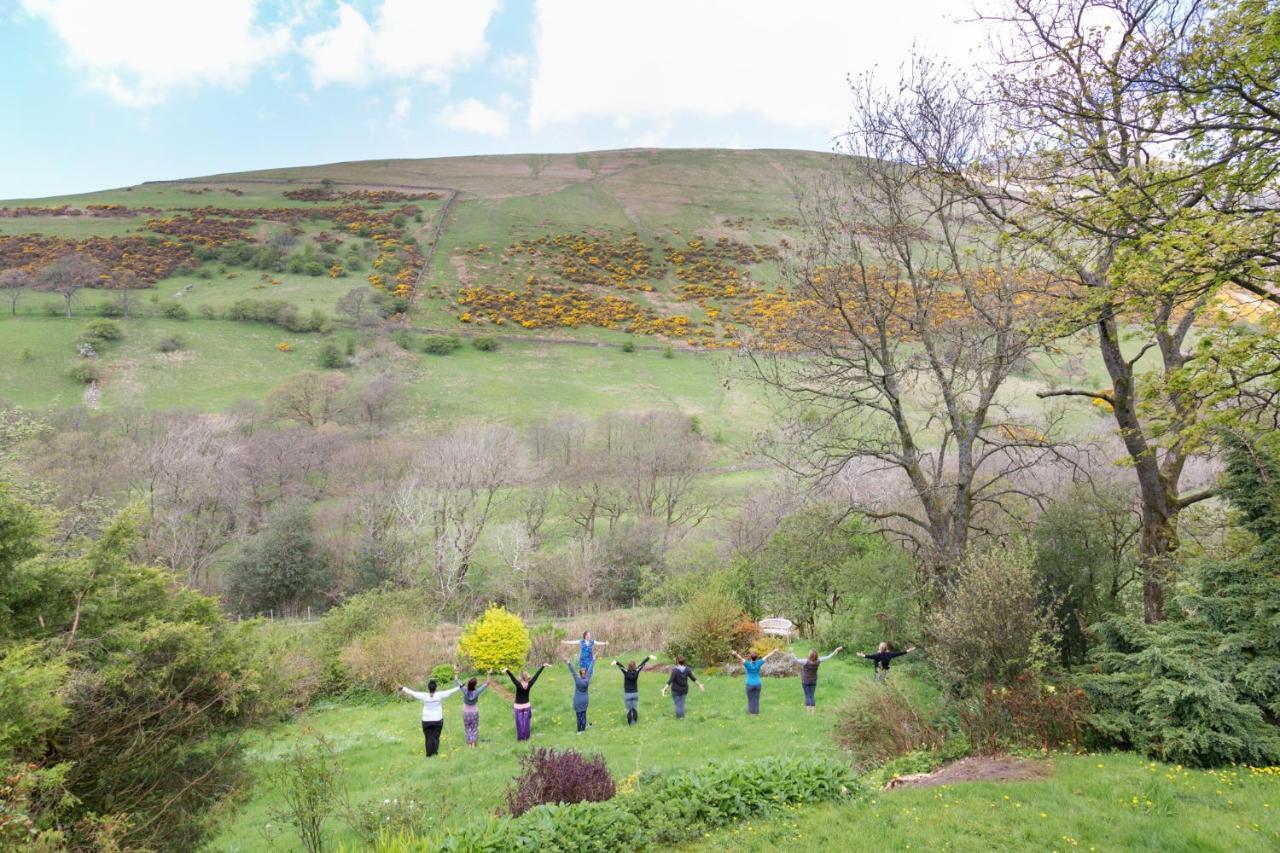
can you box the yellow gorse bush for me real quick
[457,605,531,673]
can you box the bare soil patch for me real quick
[884,756,1050,790]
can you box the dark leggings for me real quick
[746,685,761,714]
[575,709,588,732]
[802,682,817,707]
[422,720,443,756]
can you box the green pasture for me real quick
[213,649,929,851]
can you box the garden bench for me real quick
[758,617,796,639]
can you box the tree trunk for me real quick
[64,291,73,318]
[1139,502,1178,623]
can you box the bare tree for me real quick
[393,425,523,599]
[108,269,142,319]
[37,253,103,318]
[749,58,1064,590]
[0,267,30,316]
[610,412,712,538]
[335,287,373,327]
[350,373,403,430]
[266,371,352,427]
[132,412,239,589]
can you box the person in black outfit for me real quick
[857,642,917,682]
[503,664,547,741]
[613,655,653,725]
[660,656,704,719]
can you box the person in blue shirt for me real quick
[732,648,780,715]
[562,630,608,676]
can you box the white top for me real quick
[401,685,460,722]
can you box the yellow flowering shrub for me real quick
[457,605,531,673]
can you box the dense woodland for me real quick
[2,0,1280,850]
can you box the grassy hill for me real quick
[0,149,845,428]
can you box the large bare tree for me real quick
[393,425,523,599]
[749,57,1064,590]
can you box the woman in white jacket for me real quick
[398,679,460,757]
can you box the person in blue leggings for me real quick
[565,660,593,733]
[732,648,780,714]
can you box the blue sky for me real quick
[1,1,981,199]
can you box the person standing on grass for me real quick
[562,630,608,676]
[398,679,460,757]
[732,648,780,715]
[455,676,490,747]
[661,655,704,719]
[612,655,653,725]
[565,660,594,733]
[791,647,843,713]
[503,664,547,742]
[857,642,917,682]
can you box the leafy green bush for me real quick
[472,335,499,352]
[421,334,460,355]
[929,543,1056,691]
[390,329,419,350]
[67,362,102,384]
[430,663,456,684]
[457,605,530,673]
[161,302,191,320]
[155,335,185,353]
[665,588,749,666]
[0,495,268,850]
[80,318,122,342]
[621,340,636,353]
[833,680,943,765]
[268,737,346,853]
[421,756,866,853]
[317,341,347,369]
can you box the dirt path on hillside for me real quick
[884,756,1050,790]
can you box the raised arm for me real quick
[436,686,461,700]
[505,669,521,688]
[527,665,545,688]
[399,686,429,701]
[763,648,780,661]
[731,651,746,663]
[561,639,578,645]
[637,655,652,672]
[613,660,625,671]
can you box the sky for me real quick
[0,0,986,199]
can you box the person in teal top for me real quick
[732,648,780,715]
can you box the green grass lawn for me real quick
[213,650,1280,853]
[686,754,1280,852]
[213,651,916,851]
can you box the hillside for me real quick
[0,149,845,429]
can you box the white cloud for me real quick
[438,97,511,136]
[529,0,983,134]
[301,0,498,87]
[20,0,289,107]
[393,89,412,121]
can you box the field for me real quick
[212,642,1280,852]
[212,647,924,851]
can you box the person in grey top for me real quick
[792,647,842,713]
[565,660,593,733]
[455,676,490,747]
